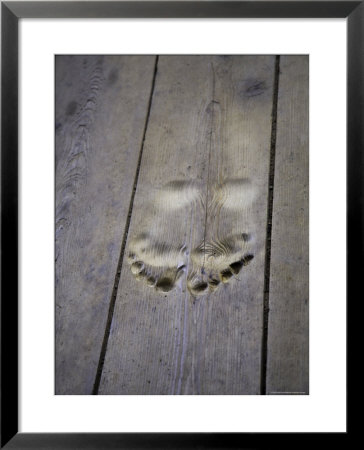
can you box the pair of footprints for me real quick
[127,178,255,297]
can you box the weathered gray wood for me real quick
[55,55,156,394]
[177,56,275,395]
[99,56,275,394]
[266,56,309,394]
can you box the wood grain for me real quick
[266,56,309,394]
[99,56,276,394]
[55,55,156,394]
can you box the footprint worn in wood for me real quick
[128,234,187,292]
[127,178,256,296]
[186,178,256,296]
[187,233,254,296]
[127,180,200,293]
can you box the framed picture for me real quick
[1,1,354,448]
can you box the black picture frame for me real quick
[1,1,356,448]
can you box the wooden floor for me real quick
[55,55,308,395]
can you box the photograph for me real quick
[0,0,355,445]
[55,54,308,396]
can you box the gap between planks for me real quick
[260,55,281,395]
[92,56,159,395]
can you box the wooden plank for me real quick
[99,55,275,394]
[55,55,156,394]
[266,56,309,394]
